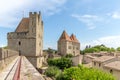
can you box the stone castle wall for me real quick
[7,32,28,39]
[71,55,83,66]
[58,40,80,56]
[0,48,19,71]
[58,41,67,55]
[7,12,44,68]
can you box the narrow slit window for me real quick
[19,41,21,45]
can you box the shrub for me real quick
[45,66,60,78]
[65,54,73,58]
[47,57,73,69]
[56,65,116,80]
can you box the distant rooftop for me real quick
[58,30,79,43]
[15,18,29,32]
[93,56,115,63]
[104,61,120,71]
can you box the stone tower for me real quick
[7,12,44,68]
[58,30,80,56]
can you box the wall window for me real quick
[18,41,21,45]
[110,69,113,74]
[99,63,101,67]
[76,47,79,50]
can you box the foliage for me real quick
[109,48,115,53]
[47,57,73,69]
[80,50,84,55]
[46,48,57,54]
[56,65,116,80]
[44,66,60,78]
[82,44,116,54]
[65,54,73,58]
[117,47,120,51]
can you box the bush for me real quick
[47,57,73,69]
[56,65,116,80]
[45,66,60,78]
[65,54,73,58]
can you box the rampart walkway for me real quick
[0,56,44,80]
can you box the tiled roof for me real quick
[104,61,120,71]
[93,56,115,63]
[58,31,80,43]
[58,30,71,41]
[15,18,29,32]
[70,34,79,43]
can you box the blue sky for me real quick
[1,0,120,50]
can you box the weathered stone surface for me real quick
[7,12,44,68]
[58,30,80,56]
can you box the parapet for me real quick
[0,48,19,60]
[7,32,28,39]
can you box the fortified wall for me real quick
[0,48,19,71]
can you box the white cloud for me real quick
[81,35,120,50]
[0,0,67,28]
[71,14,101,30]
[107,12,120,19]
[111,12,120,19]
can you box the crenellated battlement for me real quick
[7,32,28,39]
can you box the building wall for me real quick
[71,55,83,66]
[8,37,36,56]
[92,57,118,70]
[92,57,120,80]
[58,41,67,56]
[83,55,96,64]
[58,40,80,56]
[103,67,120,80]
[92,61,103,70]
[0,48,19,70]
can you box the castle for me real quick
[7,12,44,68]
[58,30,80,56]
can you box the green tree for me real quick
[117,47,120,51]
[82,44,116,54]
[47,48,54,54]
[56,66,115,80]
[108,47,115,53]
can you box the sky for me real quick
[1,0,120,50]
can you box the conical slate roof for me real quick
[15,18,29,32]
[58,30,71,41]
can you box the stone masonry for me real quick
[7,12,44,68]
[58,30,80,56]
